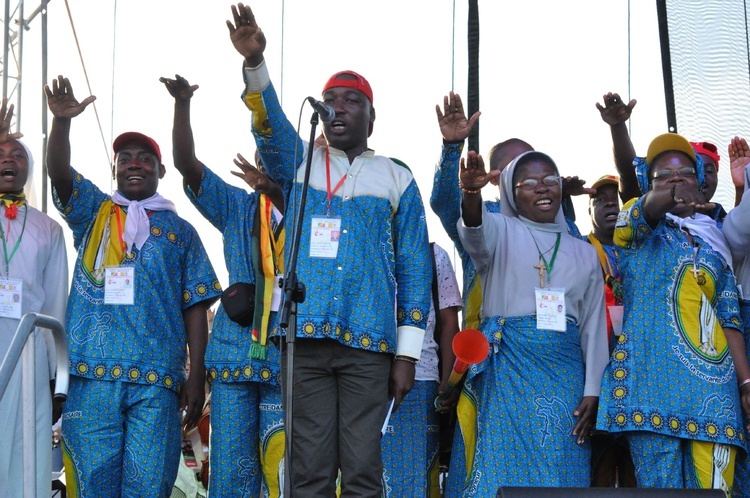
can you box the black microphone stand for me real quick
[280,110,319,498]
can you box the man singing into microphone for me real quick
[227,4,431,497]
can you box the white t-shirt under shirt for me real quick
[416,243,463,382]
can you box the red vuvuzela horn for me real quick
[435,328,490,408]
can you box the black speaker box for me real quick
[496,488,726,497]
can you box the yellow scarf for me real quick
[250,194,285,359]
[81,200,128,285]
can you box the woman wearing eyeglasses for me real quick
[597,133,750,493]
[445,150,609,495]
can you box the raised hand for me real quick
[44,75,96,119]
[159,74,199,102]
[435,91,480,142]
[562,176,595,197]
[672,182,715,212]
[595,92,637,127]
[459,151,499,191]
[728,136,750,188]
[231,153,278,195]
[226,3,266,66]
[0,98,23,144]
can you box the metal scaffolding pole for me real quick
[1,0,50,211]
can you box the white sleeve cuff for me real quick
[244,60,271,93]
[395,325,425,360]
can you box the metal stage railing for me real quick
[0,312,68,498]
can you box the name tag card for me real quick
[535,287,566,332]
[310,216,341,259]
[105,267,135,305]
[0,278,22,319]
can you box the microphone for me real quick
[306,97,335,123]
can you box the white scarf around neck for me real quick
[665,212,732,268]
[110,191,177,252]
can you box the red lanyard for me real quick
[325,146,347,214]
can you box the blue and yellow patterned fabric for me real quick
[185,165,281,385]
[185,165,285,497]
[62,378,182,498]
[732,300,750,495]
[446,315,590,496]
[209,382,285,498]
[598,196,746,454]
[245,81,431,355]
[54,169,221,391]
[381,380,442,497]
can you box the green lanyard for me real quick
[541,233,561,284]
[0,206,27,277]
[532,232,561,287]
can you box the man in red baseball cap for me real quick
[228,3,431,497]
[44,75,220,496]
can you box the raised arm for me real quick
[160,74,203,192]
[596,92,639,202]
[459,151,499,227]
[227,2,266,68]
[228,3,299,198]
[722,137,750,260]
[430,92,479,244]
[44,75,96,205]
[641,182,714,226]
[436,92,480,145]
[729,136,750,207]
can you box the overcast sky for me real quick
[13,0,682,292]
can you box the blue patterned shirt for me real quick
[54,170,221,392]
[242,66,431,358]
[185,166,281,385]
[598,196,745,450]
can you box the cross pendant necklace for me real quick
[692,242,706,285]
[529,232,561,288]
[534,257,547,288]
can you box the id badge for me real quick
[105,267,135,305]
[310,216,341,259]
[0,277,23,319]
[535,287,566,332]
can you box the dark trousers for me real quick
[590,432,637,487]
[281,338,391,497]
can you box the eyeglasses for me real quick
[652,167,696,180]
[514,175,560,191]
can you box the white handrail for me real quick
[0,312,68,498]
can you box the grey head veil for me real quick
[499,150,565,233]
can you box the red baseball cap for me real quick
[322,70,373,104]
[113,132,162,164]
[690,141,720,170]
